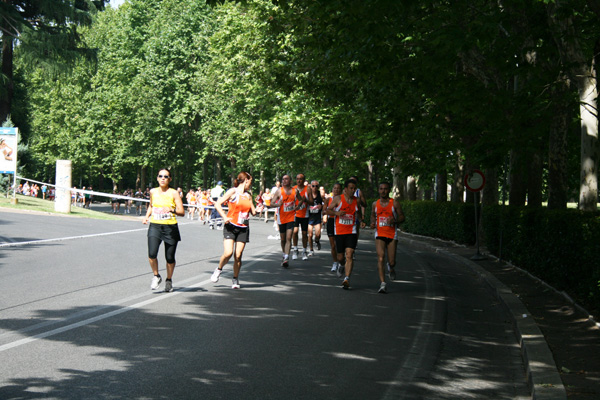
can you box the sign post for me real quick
[0,127,18,204]
[464,169,486,260]
[55,160,72,213]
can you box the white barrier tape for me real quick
[14,175,232,209]
[15,176,145,202]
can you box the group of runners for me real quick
[110,188,151,215]
[143,169,404,294]
[184,187,213,222]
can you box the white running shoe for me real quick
[302,251,308,261]
[210,268,222,283]
[387,263,396,281]
[292,252,298,260]
[378,282,387,294]
[150,275,162,290]
[232,278,240,289]
[164,280,174,293]
[308,250,314,257]
[336,265,344,278]
[331,262,338,272]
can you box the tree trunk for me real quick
[544,3,585,209]
[215,158,222,184]
[527,148,543,207]
[578,39,599,211]
[435,173,447,202]
[98,172,105,192]
[0,32,14,123]
[202,159,209,189]
[141,166,147,190]
[229,157,236,187]
[547,76,570,210]
[407,176,417,200]
[482,168,498,205]
[367,161,375,198]
[423,181,432,200]
[136,168,141,190]
[508,149,527,207]
[392,167,405,200]
[260,169,265,192]
[450,153,464,203]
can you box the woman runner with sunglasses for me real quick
[210,172,256,289]
[143,169,185,292]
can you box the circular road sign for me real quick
[465,169,486,192]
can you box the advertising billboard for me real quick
[0,127,18,174]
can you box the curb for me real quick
[398,236,568,400]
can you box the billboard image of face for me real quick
[0,128,18,174]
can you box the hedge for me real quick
[398,200,600,312]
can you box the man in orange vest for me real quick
[369,182,405,293]
[291,173,313,261]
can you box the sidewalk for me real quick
[398,232,600,400]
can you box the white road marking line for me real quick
[0,250,276,353]
[0,221,197,247]
[0,228,147,247]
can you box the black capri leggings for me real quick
[148,236,178,264]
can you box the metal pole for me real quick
[471,191,486,260]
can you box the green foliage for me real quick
[482,205,600,310]
[400,200,600,310]
[1,0,105,123]
[0,174,11,196]
[12,0,600,203]
[400,200,476,244]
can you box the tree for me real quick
[0,0,106,122]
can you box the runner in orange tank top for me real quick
[324,183,342,274]
[210,172,256,289]
[199,190,209,223]
[292,173,313,261]
[370,182,405,293]
[326,178,365,290]
[271,174,304,268]
[262,188,272,222]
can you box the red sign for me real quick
[464,169,486,192]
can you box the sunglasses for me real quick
[311,185,318,187]
[157,175,170,179]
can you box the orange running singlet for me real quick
[374,198,398,240]
[334,194,358,235]
[294,185,309,218]
[277,189,296,224]
[226,191,253,227]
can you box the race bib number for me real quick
[309,206,320,213]
[283,201,295,212]
[237,212,249,226]
[379,216,393,227]
[339,214,354,225]
[152,207,173,220]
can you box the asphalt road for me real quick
[0,208,530,399]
